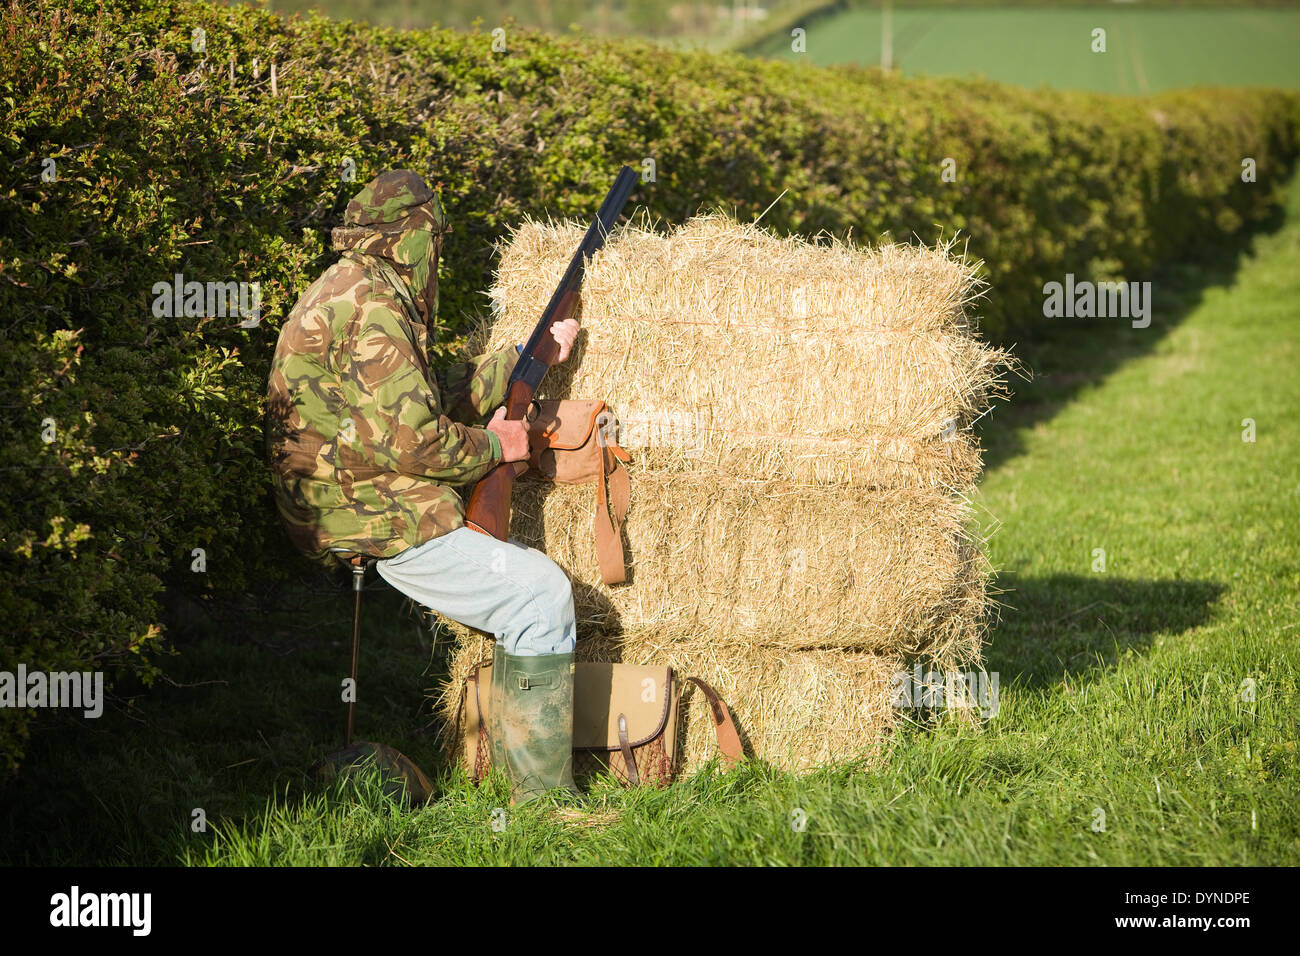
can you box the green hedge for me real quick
[1,0,1296,767]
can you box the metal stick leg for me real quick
[346,560,364,749]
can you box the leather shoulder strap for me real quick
[593,409,631,585]
[616,713,641,786]
[683,677,744,767]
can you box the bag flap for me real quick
[528,399,605,451]
[573,663,673,751]
[466,659,672,753]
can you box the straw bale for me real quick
[426,213,1009,776]
[480,216,1013,489]
[433,631,902,774]
[500,474,990,662]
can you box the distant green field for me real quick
[751,8,1300,92]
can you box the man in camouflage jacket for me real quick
[267,170,583,805]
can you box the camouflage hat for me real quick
[343,170,444,230]
[330,170,450,326]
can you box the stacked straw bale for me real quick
[436,630,901,774]
[433,215,1011,773]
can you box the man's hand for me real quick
[487,406,529,462]
[550,318,580,363]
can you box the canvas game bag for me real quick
[457,657,743,787]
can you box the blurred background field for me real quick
[256,0,779,47]
[747,6,1300,92]
[251,0,1300,91]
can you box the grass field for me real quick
[750,7,1300,92]
[2,160,1296,865]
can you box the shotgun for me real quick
[466,165,638,540]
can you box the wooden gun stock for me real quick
[463,380,535,538]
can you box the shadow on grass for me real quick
[981,200,1289,473]
[0,571,456,866]
[984,572,1225,690]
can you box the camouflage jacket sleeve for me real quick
[338,302,503,485]
[435,345,520,427]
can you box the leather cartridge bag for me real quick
[523,398,631,585]
[458,658,743,787]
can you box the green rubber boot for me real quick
[496,650,583,805]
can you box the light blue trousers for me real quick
[376,526,577,657]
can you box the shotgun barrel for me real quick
[511,166,638,389]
